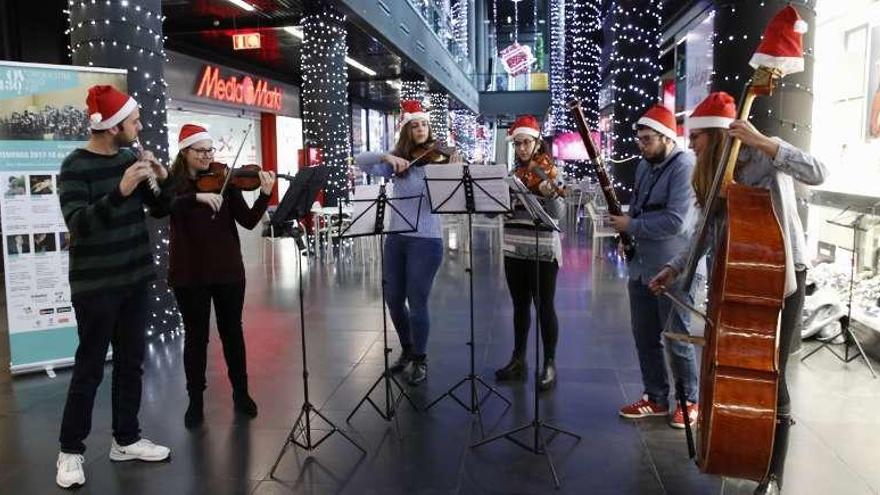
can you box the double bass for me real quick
[668,67,788,481]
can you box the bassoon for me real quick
[568,101,635,261]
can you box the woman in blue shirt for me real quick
[355,101,458,386]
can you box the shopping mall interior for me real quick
[0,0,878,494]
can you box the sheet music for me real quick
[344,183,394,236]
[507,176,562,232]
[423,163,510,213]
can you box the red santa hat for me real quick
[85,85,138,131]
[634,104,677,139]
[399,100,430,127]
[749,5,808,76]
[688,92,737,130]
[507,114,542,141]
[178,124,212,149]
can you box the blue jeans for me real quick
[627,279,699,406]
[384,234,443,356]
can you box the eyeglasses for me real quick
[189,147,215,156]
[636,134,662,145]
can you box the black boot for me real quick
[408,354,428,386]
[390,347,414,374]
[184,392,204,428]
[539,358,557,391]
[754,414,794,495]
[495,355,527,381]
[233,388,258,418]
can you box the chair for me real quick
[585,201,618,260]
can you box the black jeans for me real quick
[59,284,148,454]
[504,257,559,361]
[174,282,248,395]
[778,269,807,414]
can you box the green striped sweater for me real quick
[58,147,170,297]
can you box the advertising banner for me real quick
[0,61,127,373]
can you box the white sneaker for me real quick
[109,438,171,462]
[56,452,85,488]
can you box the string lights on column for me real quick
[401,80,428,105]
[451,109,477,162]
[67,0,180,335]
[548,0,569,134]
[451,0,469,57]
[301,5,350,205]
[429,92,450,145]
[609,0,662,194]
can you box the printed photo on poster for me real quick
[4,175,26,197]
[59,232,70,251]
[33,232,56,253]
[7,234,30,255]
[29,174,53,195]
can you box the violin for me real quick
[195,162,262,193]
[514,154,566,197]
[409,142,455,167]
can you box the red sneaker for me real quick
[619,395,669,419]
[670,402,699,429]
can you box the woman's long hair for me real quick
[169,149,195,193]
[392,120,435,159]
[692,128,726,209]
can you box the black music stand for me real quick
[421,164,512,436]
[343,182,422,426]
[270,166,330,250]
[801,213,877,378]
[471,176,581,489]
[269,166,365,478]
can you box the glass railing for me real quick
[475,69,550,93]
[405,0,473,80]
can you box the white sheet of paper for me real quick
[423,164,510,213]
[344,183,394,236]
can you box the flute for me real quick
[130,138,164,197]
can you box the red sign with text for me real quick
[195,65,283,112]
[232,33,261,50]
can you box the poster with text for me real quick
[0,61,127,373]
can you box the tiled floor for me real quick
[0,227,878,494]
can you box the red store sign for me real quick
[195,65,282,112]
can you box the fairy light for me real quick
[451,109,478,162]
[301,5,350,205]
[68,0,180,335]
[429,92,450,145]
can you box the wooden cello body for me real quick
[697,183,786,480]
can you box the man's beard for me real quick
[644,149,667,164]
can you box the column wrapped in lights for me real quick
[400,80,428,105]
[609,0,663,201]
[451,109,477,162]
[302,4,350,206]
[563,0,602,180]
[68,0,180,335]
[429,92,450,145]
[451,0,469,57]
[548,0,570,133]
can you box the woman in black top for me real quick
[167,124,275,427]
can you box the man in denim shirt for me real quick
[608,105,699,429]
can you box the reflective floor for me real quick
[1,226,878,494]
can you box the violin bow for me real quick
[216,123,254,199]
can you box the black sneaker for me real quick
[390,349,414,374]
[408,356,427,386]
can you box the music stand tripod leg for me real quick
[425,210,510,429]
[270,247,365,479]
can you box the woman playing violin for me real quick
[355,100,459,386]
[494,115,564,391]
[165,123,275,427]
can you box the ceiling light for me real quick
[283,26,304,39]
[225,0,255,11]
[345,57,377,76]
[386,80,401,89]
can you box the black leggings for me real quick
[777,269,807,414]
[174,282,249,395]
[504,257,559,361]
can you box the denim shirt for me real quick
[667,139,828,296]
[625,147,697,284]
[355,151,442,238]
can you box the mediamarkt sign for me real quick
[195,65,282,111]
